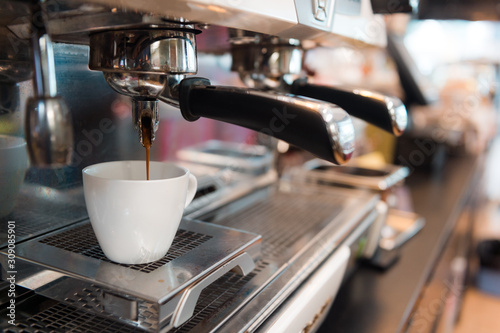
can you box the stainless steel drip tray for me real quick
[193,183,381,332]
[0,183,87,248]
[1,184,380,333]
[0,219,261,332]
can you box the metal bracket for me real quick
[172,252,255,327]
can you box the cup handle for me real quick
[184,173,197,208]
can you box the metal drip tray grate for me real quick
[2,300,144,333]
[0,262,271,333]
[39,224,213,273]
[2,183,380,333]
[1,219,261,332]
[0,184,87,248]
[191,183,380,332]
[202,186,346,259]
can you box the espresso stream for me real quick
[141,117,152,181]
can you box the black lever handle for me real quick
[178,77,355,165]
[290,79,408,136]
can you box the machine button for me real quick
[313,0,328,22]
[314,8,327,21]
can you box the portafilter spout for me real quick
[89,28,197,146]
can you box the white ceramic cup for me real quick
[82,160,197,264]
[0,135,29,218]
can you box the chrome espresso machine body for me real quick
[0,1,410,332]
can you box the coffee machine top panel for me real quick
[66,0,387,47]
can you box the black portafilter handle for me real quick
[178,77,355,165]
[290,78,408,136]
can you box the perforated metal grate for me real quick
[212,191,344,258]
[0,190,87,248]
[39,223,212,273]
[2,262,268,333]
[2,302,145,333]
[63,284,106,314]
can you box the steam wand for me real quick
[25,4,73,167]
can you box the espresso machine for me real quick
[0,1,411,332]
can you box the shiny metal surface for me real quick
[0,297,144,332]
[104,72,167,98]
[33,42,142,175]
[257,92,354,165]
[132,99,159,146]
[280,91,353,165]
[353,89,408,137]
[1,219,261,332]
[0,267,266,333]
[37,0,386,47]
[24,96,74,167]
[90,29,196,100]
[288,159,426,270]
[89,30,197,74]
[32,34,57,98]
[0,183,86,248]
[158,74,184,107]
[89,29,197,147]
[318,103,355,165]
[203,183,379,332]
[230,33,303,90]
[184,168,278,219]
[49,0,299,39]
[0,174,379,333]
[388,97,408,137]
[24,11,74,167]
